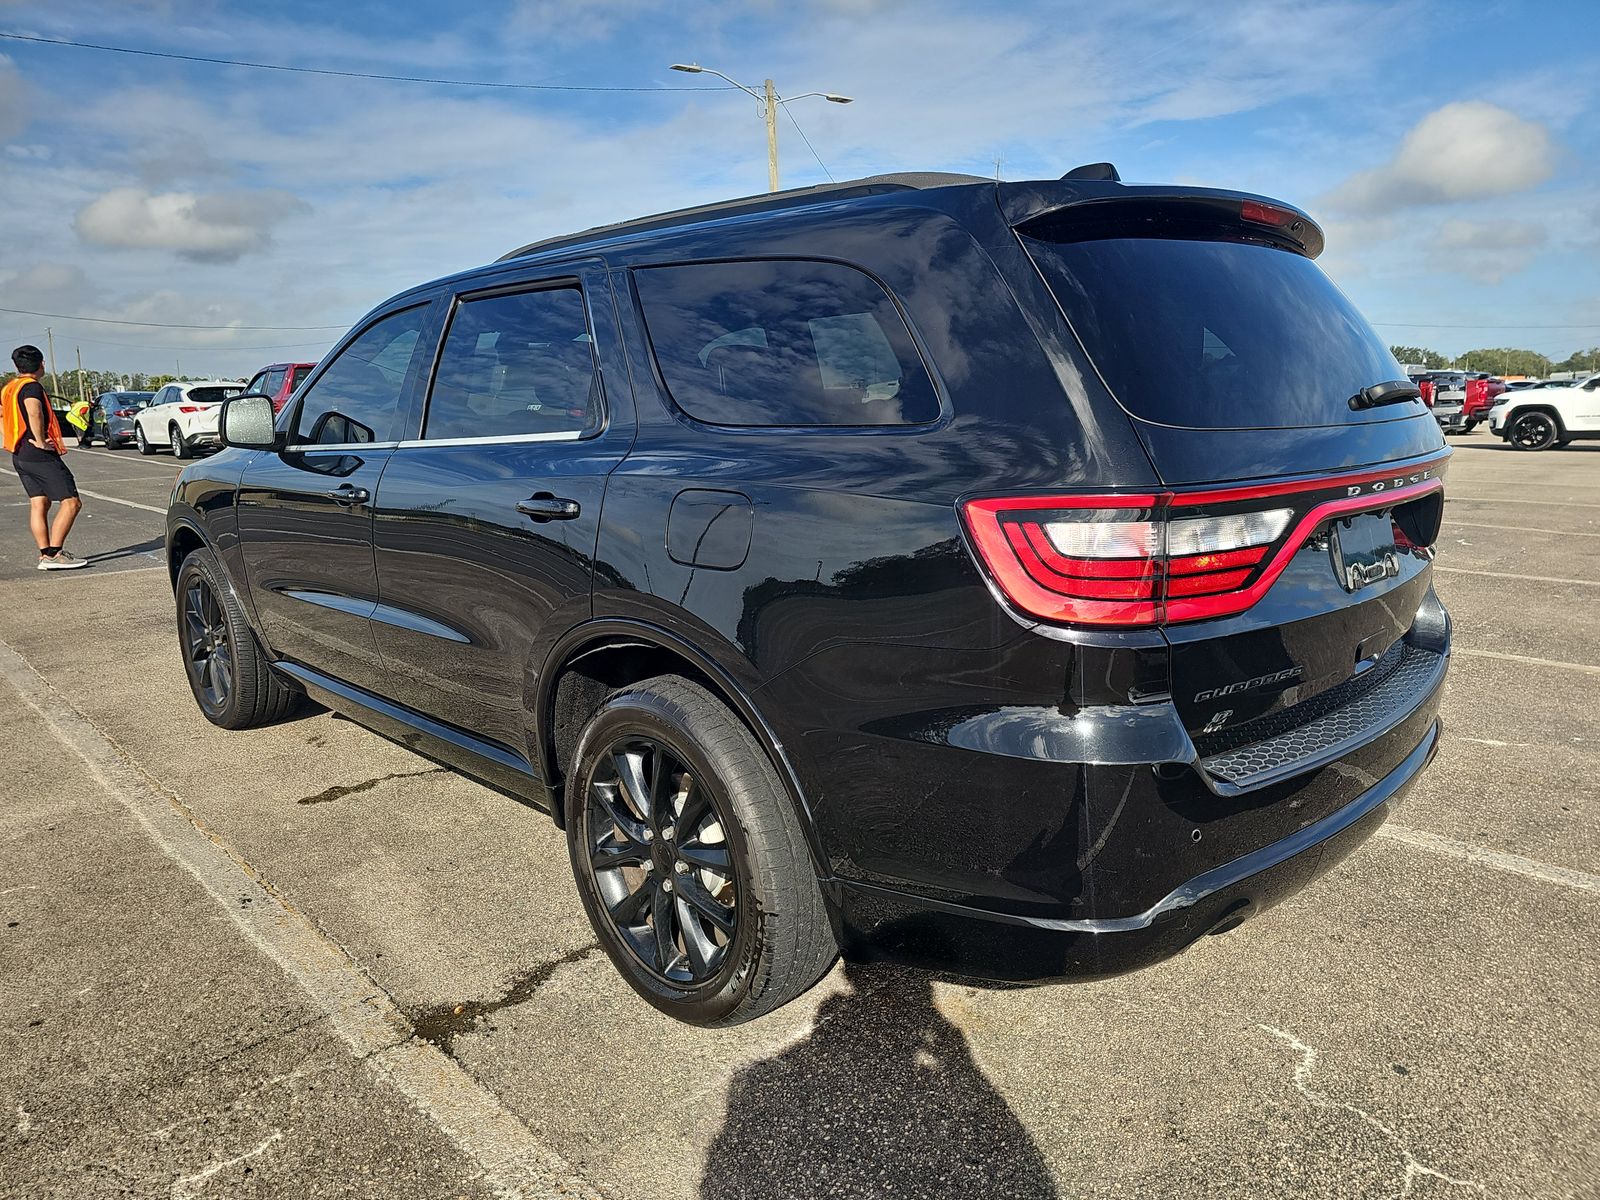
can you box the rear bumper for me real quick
[832,718,1441,983]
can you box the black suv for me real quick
[166,168,1450,1025]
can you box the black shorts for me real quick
[12,452,79,501]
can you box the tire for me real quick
[135,424,155,455]
[175,548,301,729]
[170,425,191,459]
[1509,411,1559,451]
[565,675,836,1026]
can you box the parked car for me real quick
[85,390,156,448]
[167,168,1450,1025]
[134,380,244,458]
[1416,371,1471,432]
[242,361,318,415]
[1488,372,1600,449]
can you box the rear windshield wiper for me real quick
[1349,379,1422,411]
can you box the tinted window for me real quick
[262,368,289,398]
[635,260,938,427]
[294,305,430,445]
[290,365,314,393]
[424,287,598,440]
[1023,234,1411,429]
[245,371,268,395]
[186,386,242,405]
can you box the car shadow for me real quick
[698,961,1061,1200]
[92,536,166,565]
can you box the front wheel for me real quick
[1509,411,1559,451]
[566,676,837,1026]
[135,424,155,455]
[176,548,301,729]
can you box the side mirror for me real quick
[219,394,279,450]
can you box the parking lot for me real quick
[2,433,1596,1199]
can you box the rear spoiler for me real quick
[997,181,1326,259]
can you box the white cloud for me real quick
[1326,101,1556,215]
[1428,217,1547,284]
[73,187,309,263]
[0,53,27,141]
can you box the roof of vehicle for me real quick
[493,167,1325,264]
[257,361,318,370]
[173,379,245,389]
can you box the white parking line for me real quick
[1377,824,1600,895]
[1447,497,1600,509]
[1435,566,1600,586]
[71,447,177,468]
[0,636,602,1200]
[1456,647,1600,677]
[76,489,165,516]
[1442,522,1600,538]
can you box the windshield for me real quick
[186,386,242,405]
[1022,234,1413,429]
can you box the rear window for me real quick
[1022,234,1411,429]
[635,259,939,427]
[186,386,242,405]
[290,366,314,392]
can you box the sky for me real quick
[0,0,1597,379]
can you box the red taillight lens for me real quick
[177,405,204,413]
[112,408,135,417]
[1240,199,1300,228]
[961,462,1448,629]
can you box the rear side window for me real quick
[635,260,938,427]
[1022,234,1409,429]
[424,286,598,440]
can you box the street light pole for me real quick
[670,64,852,193]
[764,78,779,192]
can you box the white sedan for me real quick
[133,380,245,458]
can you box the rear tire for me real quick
[565,675,836,1026]
[175,548,301,729]
[135,424,155,455]
[170,425,191,459]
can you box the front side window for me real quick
[261,368,288,398]
[635,260,939,427]
[423,286,598,440]
[245,371,268,395]
[293,305,430,445]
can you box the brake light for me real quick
[177,405,204,413]
[112,408,136,417]
[1240,199,1300,229]
[961,461,1447,628]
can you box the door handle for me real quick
[516,494,581,521]
[325,485,370,505]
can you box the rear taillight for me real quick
[112,408,135,417]
[961,462,1447,628]
[177,405,204,413]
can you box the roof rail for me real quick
[495,171,992,262]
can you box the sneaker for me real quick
[38,552,89,571]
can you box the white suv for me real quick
[1488,373,1600,450]
[133,380,244,458]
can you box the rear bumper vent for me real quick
[1199,642,1446,793]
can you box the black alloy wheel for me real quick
[1510,411,1558,451]
[566,676,837,1025]
[181,575,234,716]
[583,737,739,985]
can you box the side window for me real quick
[423,286,598,440]
[261,368,288,398]
[289,365,315,394]
[293,305,430,446]
[245,371,268,396]
[634,259,939,427]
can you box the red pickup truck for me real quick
[243,361,318,414]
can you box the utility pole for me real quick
[45,327,61,398]
[74,346,87,406]
[764,79,779,192]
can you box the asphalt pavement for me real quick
[2,434,1597,1199]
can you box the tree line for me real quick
[0,367,230,401]
[1390,345,1600,376]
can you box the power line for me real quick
[783,106,835,183]
[69,333,333,353]
[0,305,348,331]
[0,32,734,93]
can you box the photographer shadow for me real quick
[699,961,1060,1200]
